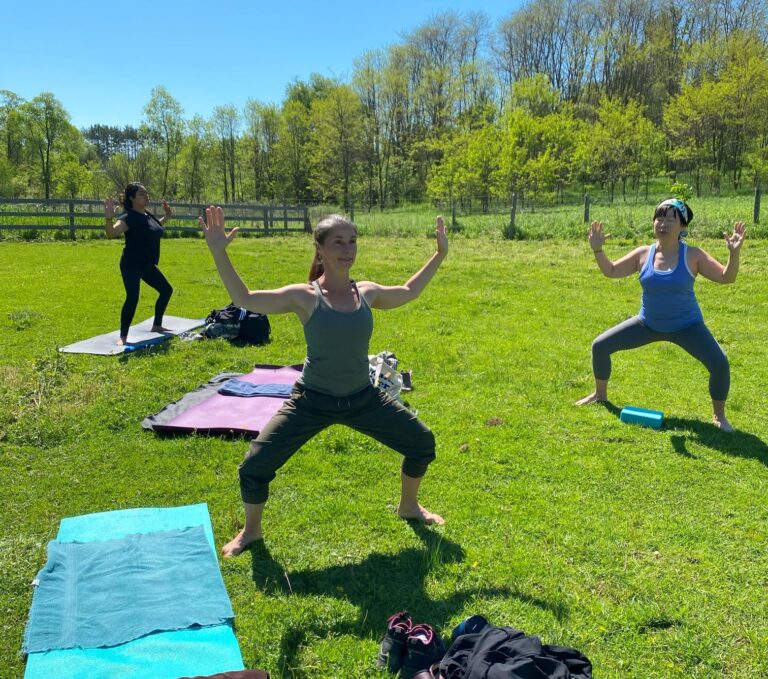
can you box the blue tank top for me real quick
[638,242,703,332]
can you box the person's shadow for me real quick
[248,522,565,677]
[599,402,768,464]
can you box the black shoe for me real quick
[400,624,446,679]
[377,610,412,672]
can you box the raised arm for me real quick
[104,198,128,239]
[199,205,310,318]
[361,215,448,310]
[158,199,172,225]
[588,220,644,278]
[691,221,745,284]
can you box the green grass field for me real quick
[1,225,767,677]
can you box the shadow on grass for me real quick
[248,523,564,677]
[665,417,768,464]
[597,402,768,465]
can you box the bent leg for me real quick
[577,316,658,405]
[119,261,142,340]
[141,265,173,329]
[345,387,442,524]
[239,391,329,505]
[223,389,330,557]
[592,315,658,380]
[669,322,732,430]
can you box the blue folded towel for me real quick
[23,525,234,654]
[218,379,292,398]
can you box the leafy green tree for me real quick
[178,115,212,202]
[21,93,73,199]
[275,99,311,203]
[143,86,184,198]
[0,90,25,168]
[212,105,240,202]
[244,99,280,200]
[574,97,661,200]
[308,84,366,208]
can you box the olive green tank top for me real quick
[297,280,374,396]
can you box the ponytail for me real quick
[308,253,324,282]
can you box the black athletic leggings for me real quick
[119,258,173,338]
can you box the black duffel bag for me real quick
[203,303,270,345]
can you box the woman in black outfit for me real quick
[104,183,174,345]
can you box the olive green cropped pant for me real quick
[239,383,436,504]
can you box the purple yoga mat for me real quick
[151,365,302,436]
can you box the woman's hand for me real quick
[724,221,746,252]
[199,205,239,253]
[161,200,172,220]
[436,215,448,256]
[104,198,116,220]
[588,221,610,252]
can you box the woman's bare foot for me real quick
[117,336,127,346]
[575,392,606,405]
[712,414,734,432]
[221,528,262,557]
[397,503,445,525]
[151,325,172,333]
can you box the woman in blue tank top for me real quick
[576,199,745,431]
[200,206,448,557]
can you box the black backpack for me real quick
[203,303,271,345]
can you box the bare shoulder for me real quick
[355,280,379,293]
[634,244,651,266]
[283,282,316,303]
[279,283,316,320]
[355,280,381,302]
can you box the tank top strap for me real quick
[350,280,369,309]
[310,279,325,309]
[640,243,656,275]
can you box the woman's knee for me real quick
[403,427,436,473]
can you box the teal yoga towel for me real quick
[24,525,234,654]
[24,503,243,679]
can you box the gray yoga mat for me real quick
[59,316,203,355]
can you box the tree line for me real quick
[1,0,766,208]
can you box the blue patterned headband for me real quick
[657,199,689,224]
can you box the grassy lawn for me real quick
[1,228,767,677]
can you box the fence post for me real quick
[583,194,590,223]
[263,207,270,233]
[350,202,355,222]
[451,204,456,228]
[303,206,311,233]
[507,193,517,239]
[69,201,76,239]
[755,186,761,224]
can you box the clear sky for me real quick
[3,0,524,130]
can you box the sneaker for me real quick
[377,610,412,673]
[400,624,446,679]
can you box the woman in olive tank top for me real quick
[201,206,448,557]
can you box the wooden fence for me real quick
[0,198,312,236]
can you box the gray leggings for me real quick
[592,316,730,401]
